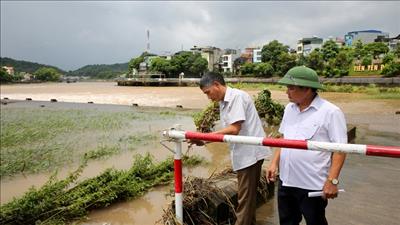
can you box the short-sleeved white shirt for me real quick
[279,95,347,190]
[220,87,271,171]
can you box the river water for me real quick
[1,82,399,225]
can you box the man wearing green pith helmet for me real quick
[266,66,347,225]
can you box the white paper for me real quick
[308,189,345,197]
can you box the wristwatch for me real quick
[328,178,339,185]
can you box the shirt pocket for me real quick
[298,123,320,140]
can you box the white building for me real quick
[253,49,262,63]
[221,49,240,73]
[297,37,323,56]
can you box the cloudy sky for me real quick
[1,1,399,71]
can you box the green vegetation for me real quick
[0,153,204,225]
[193,88,284,132]
[68,62,128,79]
[129,51,208,78]
[193,102,220,133]
[0,67,16,83]
[260,40,297,76]
[228,82,286,91]
[322,84,400,99]
[0,107,174,177]
[238,40,399,78]
[228,82,399,99]
[254,89,284,126]
[34,67,61,81]
[0,57,65,74]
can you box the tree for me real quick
[170,51,207,78]
[34,67,61,81]
[353,40,365,59]
[306,49,325,75]
[394,43,400,58]
[190,56,208,76]
[254,62,274,77]
[0,67,14,83]
[364,42,389,59]
[150,57,174,77]
[334,51,353,76]
[275,53,297,76]
[296,54,308,66]
[382,52,395,65]
[240,62,255,75]
[261,40,288,72]
[381,61,400,77]
[128,56,144,74]
[321,40,339,61]
[361,55,373,67]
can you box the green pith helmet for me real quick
[278,66,323,89]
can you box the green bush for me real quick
[382,61,400,77]
[34,67,61,81]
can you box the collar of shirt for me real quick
[220,86,233,109]
[291,94,323,113]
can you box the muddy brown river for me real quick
[1,82,399,225]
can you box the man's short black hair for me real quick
[199,72,226,89]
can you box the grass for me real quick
[0,153,205,225]
[0,107,177,177]
[227,82,400,99]
[322,84,400,99]
[228,82,286,91]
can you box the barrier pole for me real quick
[174,138,183,224]
[163,130,400,158]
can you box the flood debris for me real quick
[161,168,274,225]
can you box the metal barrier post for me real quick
[174,139,183,224]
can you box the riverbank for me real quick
[1,82,399,224]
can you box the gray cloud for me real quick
[1,1,399,70]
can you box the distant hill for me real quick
[0,57,129,79]
[0,57,65,74]
[69,63,129,78]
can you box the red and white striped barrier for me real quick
[164,130,400,158]
[173,140,183,224]
[162,128,400,223]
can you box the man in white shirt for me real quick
[267,66,347,225]
[193,71,271,225]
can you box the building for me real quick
[241,47,258,63]
[2,66,14,75]
[190,46,223,72]
[388,34,400,51]
[253,49,262,63]
[220,49,240,73]
[297,37,323,56]
[375,34,400,52]
[344,30,389,46]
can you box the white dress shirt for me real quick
[279,94,347,190]
[220,87,271,171]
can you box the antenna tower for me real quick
[146,29,150,52]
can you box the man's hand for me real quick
[323,180,339,199]
[266,163,278,183]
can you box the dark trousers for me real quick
[235,159,264,225]
[278,180,328,225]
